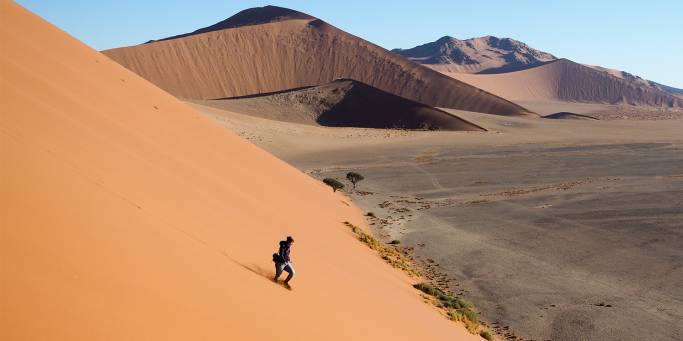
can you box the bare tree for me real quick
[346,172,365,189]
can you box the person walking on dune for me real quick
[273,236,295,287]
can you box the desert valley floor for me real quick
[189,101,683,341]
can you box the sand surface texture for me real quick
[102,6,532,117]
[0,3,481,340]
[190,101,683,341]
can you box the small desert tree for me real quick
[323,178,345,192]
[346,172,365,189]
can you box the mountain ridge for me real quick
[393,35,557,74]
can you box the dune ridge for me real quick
[148,5,313,43]
[447,59,683,107]
[102,7,533,117]
[197,79,486,131]
[0,3,480,340]
[586,64,683,99]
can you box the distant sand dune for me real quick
[544,112,599,120]
[446,59,683,107]
[196,79,486,131]
[102,6,533,117]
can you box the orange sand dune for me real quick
[446,59,683,107]
[0,3,479,340]
[102,6,533,117]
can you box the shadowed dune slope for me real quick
[199,79,485,131]
[102,7,533,117]
[543,112,599,120]
[447,59,683,107]
[0,3,480,341]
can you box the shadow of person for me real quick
[221,251,291,290]
[235,262,272,279]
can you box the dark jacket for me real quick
[278,241,291,263]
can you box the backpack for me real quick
[272,253,284,263]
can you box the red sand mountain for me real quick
[198,79,486,131]
[148,6,314,43]
[102,6,533,117]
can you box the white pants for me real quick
[274,262,295,283]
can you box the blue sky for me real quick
[17,1,683,88]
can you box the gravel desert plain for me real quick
[2,2,682,341]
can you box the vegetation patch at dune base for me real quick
[343,221,417,277]
[479,330,494,341]
[343,221,493,339]
[413,282,480,332]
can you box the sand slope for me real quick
[447,59,683,107]
[102,6,533,117]
[0,3,479,340]
[586,64,683,99]
[393,35,557,74]
[196,79,485,131]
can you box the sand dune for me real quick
[102,6,533,117]
[447,59,683,107]
[543,112,599,120]
[393,35,557,74]
[0,3,480,340]
[195,79,485,131]
[586,64,683,99]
